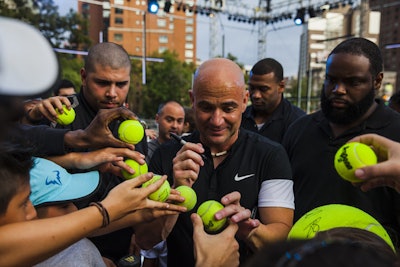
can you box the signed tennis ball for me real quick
[175,185,197,211]
[334,142,377,183]
[55,105,75,125]
[142,175,170,202]
[121,159,148,180]
[118,120,144,144]
[197,200,227,233]
[287,204,395,251]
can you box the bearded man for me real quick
[282,37,400,249]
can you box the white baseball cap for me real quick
[0,16,60,96]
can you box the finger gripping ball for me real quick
[142,175,170,202]
[197,200,227,233]
[334,142,377,183]
[122,159,148,180]
[175,186,197,211]
[118,120,144,144]
[55,105,75,125]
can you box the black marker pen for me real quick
[170,132,208,161]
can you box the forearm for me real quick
[64,129,91,149]
[90,212,139,237]
[135,214,179,249]
[46,153,84,169]
[245,222,291,251]
[0,206,103,267]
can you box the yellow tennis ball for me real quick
[175,185,197,211]
[288,204,395,251]
[197,200,227,233]
[121,159,148,179]
[118,120,144,144]
[142,175,170,202]
[55,105,75,125]
[334,142,377,183]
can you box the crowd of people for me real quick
[2,15,400,267]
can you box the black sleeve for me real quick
[16,124,69,156]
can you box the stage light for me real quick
[177,2,182,11]
[308,7,316,18]
[147,0,159,14]
[163,0,171,12]
[294,8,305,25]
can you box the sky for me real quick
[54,0,303,76]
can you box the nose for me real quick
[209,109,224,126]
[251,89,262,98]
[105,84,118,98]
[26,200,37,221]
[332,82,346,94]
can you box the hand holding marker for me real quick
[169,132,207,161]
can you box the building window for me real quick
[186,26,193,32]
[136,47,141,52]
[159,46,168,53]
[157,19,167,27]
[115,0,124,4]
[115,8,123,14]
[136,37,141,42]
[185,34,193,42]
[82,3,89,11]
[115,17,123,24]
[186,18,194,25]
[114,33,123,42]
[185,43,194,49]
[169,24,174,30]
[159,36,168,43]
[185,50,194,58]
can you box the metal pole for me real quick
[142,12,146,85]
[306,67,312,113]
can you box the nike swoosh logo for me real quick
[234,173,255,181]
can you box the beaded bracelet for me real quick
[89,202,110,228]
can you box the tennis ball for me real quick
[142,175,170,202]
[118,120,144,144]
[334,142,377,183]
[197,200,227,233]
[55,105,75,125]
[121,159,148,180]
[288,204,395,251]
[175,185,197,211]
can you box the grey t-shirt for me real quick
[33,238,106,267]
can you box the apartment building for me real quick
[78,0,197,63]
[369,0,399,94]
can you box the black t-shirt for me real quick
[241,98,305,143]
[282,99,400,248]
[150,129,293,266]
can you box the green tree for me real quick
[0,0,90,50]
[226,52,244,69]
[137,50,196,118]
[58,55,84,91]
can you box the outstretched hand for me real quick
[101,173,186,222]
[349,134,400,192]
[192,213,239,267]
[65,107,139,150]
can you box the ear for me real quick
[242,89,249,112]
[374,72,384,91]
[278,80,286,93]
[80,68,87,86]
